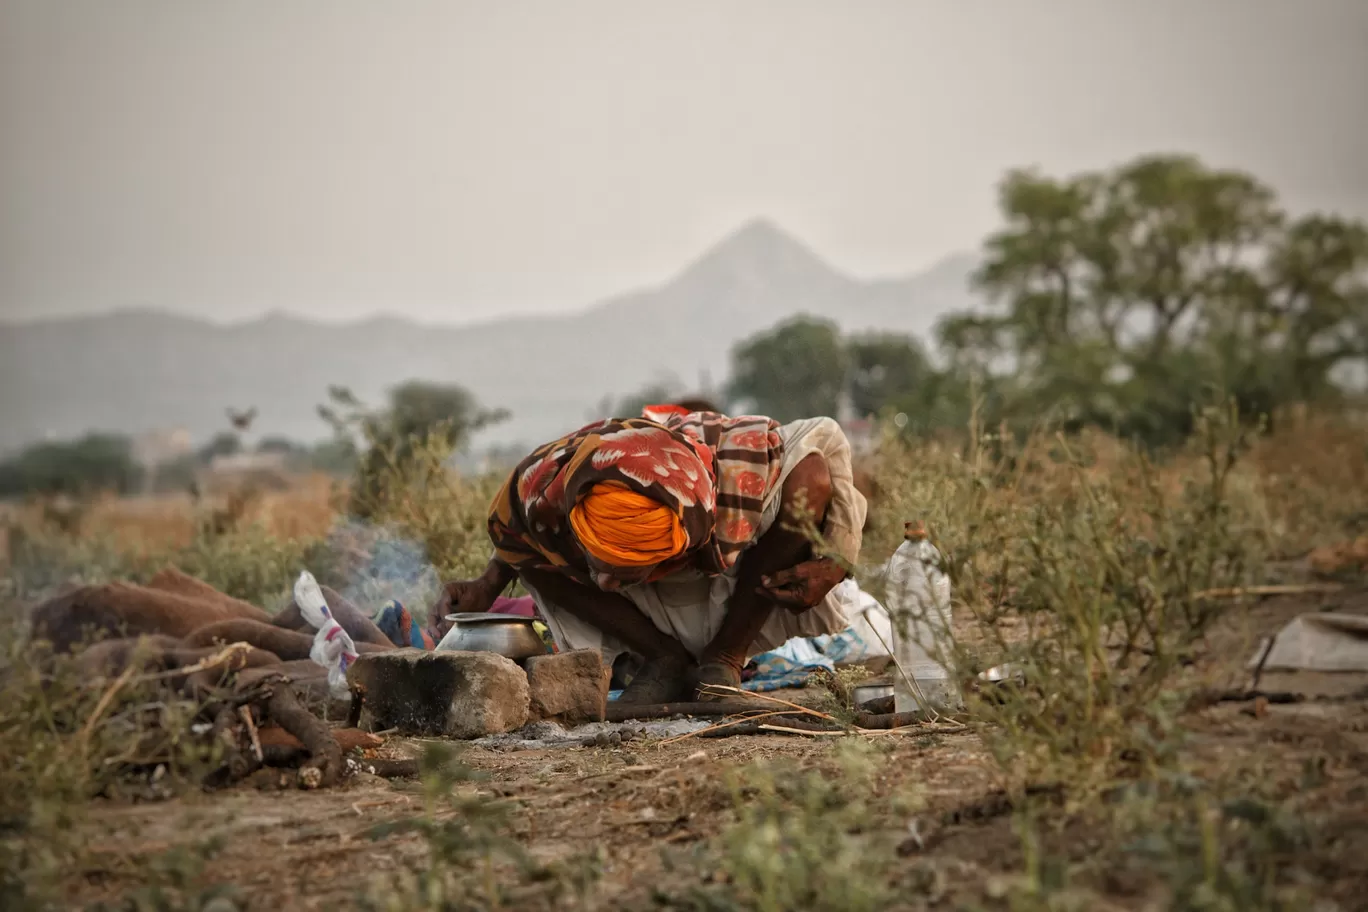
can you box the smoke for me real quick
[322,519,444,617]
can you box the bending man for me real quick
[433,408,867,703]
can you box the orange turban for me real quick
[569,481,688,568]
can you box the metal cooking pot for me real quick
[436,612,547,660]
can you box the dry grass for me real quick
[14,473,340,556]
[2,412,1367,910]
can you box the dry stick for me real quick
[659,710,811,746]
[695,684,841,722]
[261,680,342,789]
[605,699,777,722]
[346,684,366,729]
[758,724,845,737]
[1193,583,1343,601]
[696,684,946,736]
[238,705,263,762]
[1248,634,1278,692]
[134,642,255,684]
[78,663,139,768]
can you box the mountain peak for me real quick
[669,218,850,297]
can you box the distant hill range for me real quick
[0,220,978,455]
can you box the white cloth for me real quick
[527,417,868,667]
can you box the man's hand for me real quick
[433,577,498,619]
[756,557,847,613]
[429,559,515,634]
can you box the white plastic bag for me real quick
[825,578,894,660]
[293,571,359,700]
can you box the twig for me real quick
[1249,635,1277,692]
[133,642,254,683]
[695,684,841,723]
[578,764,660,780]
[347,684,365,729]
[265,685,341,788]
[238,705,263,762]
[757,724,845,737]
[606,699,777,722]
[660,710,812,745]
[615,814,686,828]
[1185,688,1305,710]
[80,663,138,746]
[1193,583,1343,601]
[855,710,939,730]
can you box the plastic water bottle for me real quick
[884,521,958,714]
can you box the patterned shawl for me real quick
[488,413,785,590]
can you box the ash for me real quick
[474,718,712,751]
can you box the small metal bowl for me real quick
[436,612,547,659]
[851,682,895,709]
[978,664,1025,684]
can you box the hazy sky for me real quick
[2,0,1365,325]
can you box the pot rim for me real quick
[445,612,537,626]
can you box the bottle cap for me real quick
[903,520,928,541]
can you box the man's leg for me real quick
[518,568,688,661]
[695,453,833,689]
[518,567,694,703]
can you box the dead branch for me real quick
[264,681,341,788]
[605,699,779,722]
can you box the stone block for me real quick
[525,648,611,723]
[347,649,529,738]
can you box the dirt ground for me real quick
[66,585,1368,910]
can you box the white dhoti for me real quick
[524,417,869,669]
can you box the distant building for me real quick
[132,428,195,493]
[201,450,291,494]
[132,428,193,468]
[842,417,877,458]
[208,451,288,475]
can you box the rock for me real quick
[347,649,529,738]
[525,649,611,723]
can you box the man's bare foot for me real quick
[616,655,694,704]
[693,661,743,701]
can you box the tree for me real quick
[0,434,141,498]
[937,154,1368,444]
[727,316,848,422]
[847,333,935,416]
[318,381,509,518]
[307,437,359,476]
[385,381,508,448]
